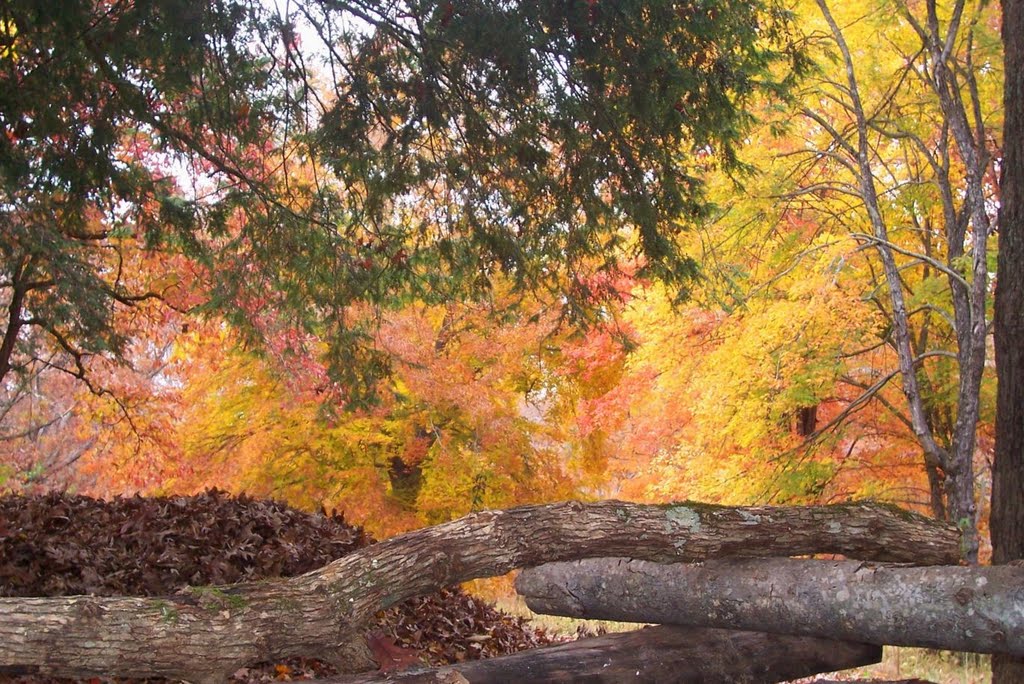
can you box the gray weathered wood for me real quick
[517,557,1024,655]
[0,500,955,682]
[326,625,882,684]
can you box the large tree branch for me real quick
[799,107,859,160]
[839,376,913,430]
[519,557,1024,655]
[777,349,954,471]
[848,235,972,299]
[0,408,72,442]
[330,627,882,684]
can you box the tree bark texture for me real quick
[517,557,1024,655]
[327,625,882,684]
[993,0,1024,679]
[0,500,956,682]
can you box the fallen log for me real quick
[0,500,955,682]
[326,625,882,684]
[517,557,1024,655]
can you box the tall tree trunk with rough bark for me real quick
[992,0,1024,679]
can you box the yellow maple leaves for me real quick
[1,18,17,60]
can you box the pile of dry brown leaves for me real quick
[0,489,552,681]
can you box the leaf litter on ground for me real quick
[0,489,552,682]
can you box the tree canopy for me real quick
[1,0,1003,552]
[0,0,802,403]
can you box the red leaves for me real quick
[366,631,423,673]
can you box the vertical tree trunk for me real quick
[992,0,1024,679]
[812,0,985,560]
[925,0,995,566]
[925,464,946,520]
[811,0,997,562]
[0,256,29,386]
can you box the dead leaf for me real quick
[367,631,423,673]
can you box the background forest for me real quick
[0,0,1003,558]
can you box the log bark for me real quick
[326,626,882,684]
[517,557,1024,655]
[0,500,956,682]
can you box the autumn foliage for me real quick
[0,0,1000,557]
